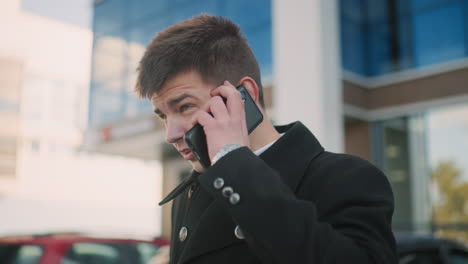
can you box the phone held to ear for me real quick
[184,85,263,168]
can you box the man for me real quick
[136,14,397,264]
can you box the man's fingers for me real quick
[211,82,244,115]
[191,110,213,128]
[209,96,229,120]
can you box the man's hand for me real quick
[191,81,249,164]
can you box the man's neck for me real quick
[249,118,281,152]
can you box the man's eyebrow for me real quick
[153,93,195,115]
[167,93,195,108]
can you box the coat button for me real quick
[179,227,188,242]
[229,193,240,205]
[213,178,224,189]
[222,186,234,198]
[234,225,245,239]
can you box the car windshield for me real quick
[0,241,168,264]
[0,244,44,264]
[61,242,168,264]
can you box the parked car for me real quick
[397,233,468,264]
[0,233,169,264]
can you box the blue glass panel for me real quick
[245,26,272,78]
[341,0,366,23]
[94,0,125,36]
[92,35,127,82]
[91,0,273,125]
[397,15,415,70]
[220,0,272,77]
[367,0,388,23]
[341,18,366,75]
[89,84,124,125]
[368,22,393,76]
[127,0,170,25]
[137,99,153,114]
[127,16,172,46]
[397,0,413,15]
[171,0,220,24]
[411,0,448,10]
[413,2,465,67]
[466,0,468,56]
[223,0,271,28]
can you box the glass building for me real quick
[88,0,468,239]
[89,0,272,126]
[341,0,468,76]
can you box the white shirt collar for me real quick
[253,133,285,156]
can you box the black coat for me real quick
[160,122,397,264]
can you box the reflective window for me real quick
[172,0,219,24]
[90,0,272,126]
[411,0,449,9]
[94,0,124,36]
[367,22,393,76]
[373,117,414,231]
[340,0,366,75]
[427,104,468,241]
[340,0,468,76]
[88,86,124,125]
[127,0,170,26]
[373,103,468,235]
[412,2,466,67]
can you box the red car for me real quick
[0,233,170,264]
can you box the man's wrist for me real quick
[212,144,243,164]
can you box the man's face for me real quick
[151,71,216,172]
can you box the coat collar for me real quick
[259,121,324,192]
[177,121,324,263]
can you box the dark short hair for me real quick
[135,14,264,107]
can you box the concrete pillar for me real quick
[272,0,344,152]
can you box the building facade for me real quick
[87,0,468,238]
[0,0,162,237]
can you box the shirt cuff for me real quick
[212,144,243,164]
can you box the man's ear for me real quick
[237,76,260,105]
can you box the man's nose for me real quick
[165,118,186,144]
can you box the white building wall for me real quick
[0,0,163,237]
[272,0,344,152]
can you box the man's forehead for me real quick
[150,86,192,105]
[150,71,215,108]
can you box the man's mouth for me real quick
[179,148,195,160]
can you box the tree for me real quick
[431,161,468,242]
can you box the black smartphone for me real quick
[184,85,263,168]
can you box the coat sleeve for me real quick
[197,147,398,264]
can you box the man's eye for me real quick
[179,104,193,113]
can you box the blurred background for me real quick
[1,0,468,261]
